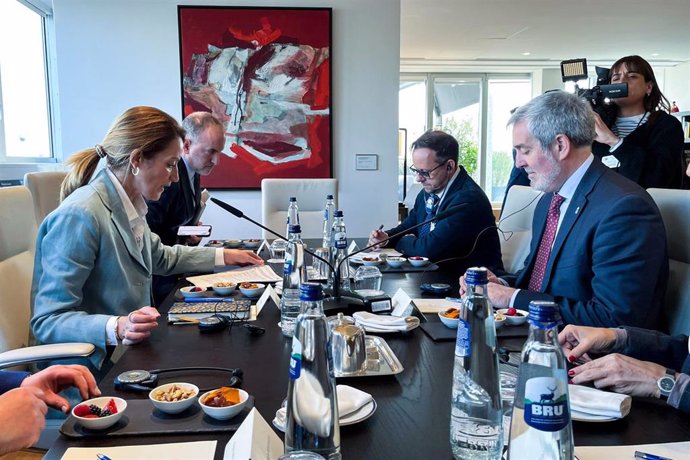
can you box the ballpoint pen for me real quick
[184,297,233,302]
[96,454,113,460]
[378,224,384,231]
[634,451,673,460]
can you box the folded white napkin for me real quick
[568,384,632,418]
[338,384,374,417]
[273,385,374,431]
[353,311,418,332]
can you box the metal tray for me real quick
[335,335,404,377]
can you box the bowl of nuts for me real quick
[149,382,199,414]
[212,282,237,296]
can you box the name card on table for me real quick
[256,284,280,316]
[223,407,283,460]
[347,240,359,254]
[391,288,413,317]
[62,440,216,459]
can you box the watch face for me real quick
[659,376,675,392]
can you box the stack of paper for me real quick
[187,265,282,288]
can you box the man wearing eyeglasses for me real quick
[368,130,502,273]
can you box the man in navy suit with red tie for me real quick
[462,90,668,329]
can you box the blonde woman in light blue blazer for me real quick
[30,107,263,369]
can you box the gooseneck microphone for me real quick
[210,197,334,272]
[210,197,467,303]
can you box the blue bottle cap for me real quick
[289,197,297,202]
[300,282,324,301]
[334,210,343,217]
[327,194,333,199]
[527,301,561,327]
[289,224,302,234]
[465,267,488,285]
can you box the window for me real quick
[0,0,53,163]
[399,73,532,203]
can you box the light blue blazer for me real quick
[30,169,216,367]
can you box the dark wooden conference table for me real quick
[46,245,690,459]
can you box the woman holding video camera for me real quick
[592,55,685,189]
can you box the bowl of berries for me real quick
[180,286,207,298]
[496,307,528,326]
[72,397,126,430]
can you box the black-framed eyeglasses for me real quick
[409,160,448,179]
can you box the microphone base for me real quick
[322,290,392,314]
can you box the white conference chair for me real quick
[261,178,338,239]
[23,171,67,226]
[647,188,690,336]
[0,185,94,449]
[497,185,543,274]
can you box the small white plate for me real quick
[571,409,621,422]
[272,398,377,432]
[358,317,420,334]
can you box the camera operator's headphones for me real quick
[113,367,243,393]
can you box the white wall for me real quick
[662,61,690,112]
[52,0,400,238]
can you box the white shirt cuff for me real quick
[608,138,623,152]
[106,316,119,345]
[509,289,520,308]
[215,248,225,266]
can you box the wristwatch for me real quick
[657,368,676,400]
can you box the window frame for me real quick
[0,0,57,164]
[400,72,531,201]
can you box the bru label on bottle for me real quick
[283,261,292,276]
[455,319,471,357]
[289,338,303,379]
[523,376,569,431]
[334,232,347,249]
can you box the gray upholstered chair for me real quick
[647,188,690,335]
[261,178,338,239]
[496,185,542,275]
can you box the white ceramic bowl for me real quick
[407,256,429,267]
[207,240,225,248]
[361,257,382,266]
[212,282,237,296]
[180,286,207,298]
[386,257,407,268]
[438,309,460,328]
[496,308,528,326]
[223,239,242,248]
[71,397,127,430]
[239,283,265,298]
[198,388,249,420]
[149,382,199,414]
[242,239,262,249]
[493,313,507,329]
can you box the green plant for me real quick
[441,118,478,175]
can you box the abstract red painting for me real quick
[178,6,332,189]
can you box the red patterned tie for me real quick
[528,193,565,292]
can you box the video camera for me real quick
[560,58,628,126]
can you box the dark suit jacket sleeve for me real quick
[623,327,690,414]
[146,181,181,247]
[513,192,666,327]
[622,327,690,373]
[593,113,685,189]
[0,370,30,395]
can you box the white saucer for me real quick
[272,399,377,432]
[571,409,620,422]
